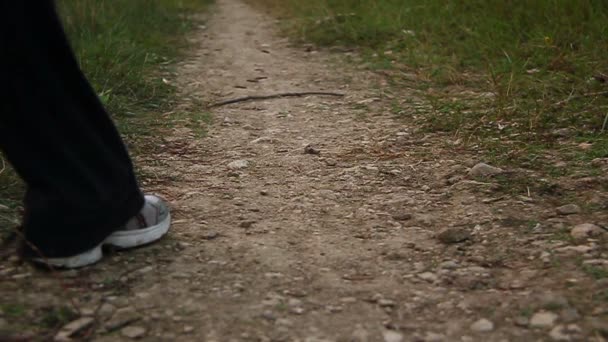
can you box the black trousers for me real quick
[0,2,144,258]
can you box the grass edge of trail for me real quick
[246,0,608,198]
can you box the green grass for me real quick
[250,0,608,173]
[0,0,211,239]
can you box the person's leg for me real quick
[0,1,146,259]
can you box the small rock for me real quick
[549,324,582,341]
[227,160,249,170]
[202,231,219,240]
[105,308,140,331]
[556,204,581,215]
[439,260,459,270]
[325,159,337,166]
[417,272,438,283]
[530,311,558,329]
[470,318,494,332]
[378,299,396,307]
[183,326,194,334]
[121,326,146,339]
[437,228,471,244]
[239,221,256,229]
[382,330,403,342]
[469,163,503,178]
[98,303,116,318]
[304,144,320,155]
[392,213,412,221]
[0,204,9,211]
[54,317,95,341]
[570,223,604,240]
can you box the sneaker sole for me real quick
[34,212,171,269]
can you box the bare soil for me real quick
[1,0,607,341]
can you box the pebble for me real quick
[105,308,140,331]
[556,204,581,215]
[470,318,494,332]
[227,160,249,170]
[121,326,146,339]
[382,330,404,342]
[469,163,503,178]
[549,324,581,341]
[530,311,558,328]
[54,317,95,341]
[392,213,412,221]
[439,260,459,270]
[378,299,396,307]
[570,223,604,240]
[304,144,321,155]
[437,228,471,244]
[417,272,438,283]
[183,326,194,334]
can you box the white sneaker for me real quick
[34,195,171,269]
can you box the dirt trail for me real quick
[2,0,607,341]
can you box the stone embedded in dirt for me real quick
[549,324,582,341]
[98,303,116,318]
[382,330,404,342]
[530,311,558,329]
[304,144,321,155]
[570,223,605,240]
[324,158,337,166]
[239,221,256,229]
[378,299,396,307]
[105,308,140,331]
[391,213,412,221]
[227,159,250,170]
[121,326,146,339]
[470,318,494,332]
[437,227,471,244]
[468,162,504,178]
[183,326,194,334]
[54,317,95,342]
[417,272,438,283]
[439,260,459,269]
[556,204,581,215]
[202,231,219,240]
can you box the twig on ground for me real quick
[209,91,345,108]
[554,90,608,107]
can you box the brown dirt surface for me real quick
[1,0,607,341]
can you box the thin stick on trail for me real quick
[208,91,345,108]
